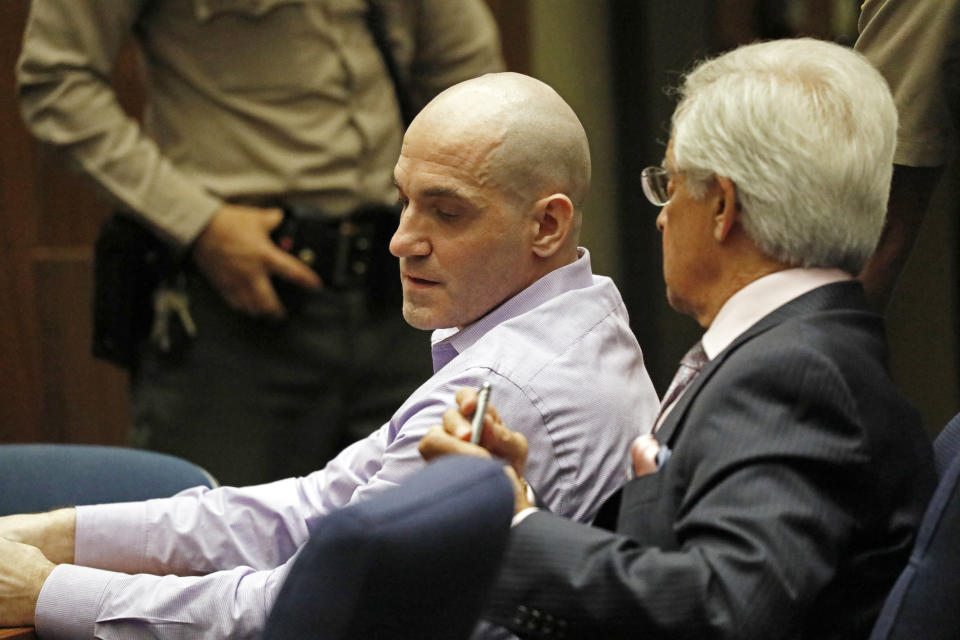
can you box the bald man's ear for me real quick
[713,176,740,242]
[530,194,575,258]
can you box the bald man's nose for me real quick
[389,212,431,258]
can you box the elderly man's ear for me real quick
[713,175,740,242]
[531,193,575,258]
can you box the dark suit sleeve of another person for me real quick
[484,292,934,640]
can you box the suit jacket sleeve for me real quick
[483,329,918,640]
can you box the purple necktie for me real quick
[655,341,708,428]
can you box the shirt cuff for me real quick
[511,506,539,527]
[75,502,147,572]
[34,564,114,640]
[162,192,223,249]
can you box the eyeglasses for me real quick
[641,166,671,206]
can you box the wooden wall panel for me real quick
[1,1,44,443]
[1,1,130,445]
[0,249,41,442]
[35,148,112,248]
[33,254,129,443]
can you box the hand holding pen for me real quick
[419,384,528,478]
[469,382,492,444]
[418,384,532,514]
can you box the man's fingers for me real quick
[259,207,285,231]
[258,206,322,291]
[214,268,283,318]
[441,407,473,440]
[266,248,322,291]
[0,538,55,627]
[450,386,527,475]
[0,510,76,565]
[246,273,286,318]
[454,386,500,422]
[478,413,528,477]
[631,434,660,477]
[193,204,320,317]
[418,425,492,462]
[455,387,478,412]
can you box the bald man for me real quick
[0,73,659,638]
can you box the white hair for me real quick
[671,38,897,274]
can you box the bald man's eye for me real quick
[396,195,409,210]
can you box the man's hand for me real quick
[192,204,322,318]
[0,538,56,627]
[0,509,76,565]
[419,387,532,513]
[630,434,661,477]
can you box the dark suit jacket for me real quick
[484,282,936,640]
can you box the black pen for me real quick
[470,382,492,445]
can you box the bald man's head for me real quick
[408,72,591,219]
[390,73,591,330]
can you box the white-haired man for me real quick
[422,39,936,639]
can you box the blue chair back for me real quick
[868,413,960,639]
[264,456,514,640]
[0,444,216,516]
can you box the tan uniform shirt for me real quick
[856,0,959,167]
[17,0,503,246]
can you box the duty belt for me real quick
[270,203,401,310]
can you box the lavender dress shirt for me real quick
[34,249,659,639]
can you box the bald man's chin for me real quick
[401,305,441,331]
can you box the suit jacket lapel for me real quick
[654,280,870,448]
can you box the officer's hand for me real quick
[192,204,321,318]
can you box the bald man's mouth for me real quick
[402,272,441,289]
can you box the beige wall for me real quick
[887,164,960,434]
[528,0,621,282]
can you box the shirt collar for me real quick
[701,267,852,360]
[430,248,594,371]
